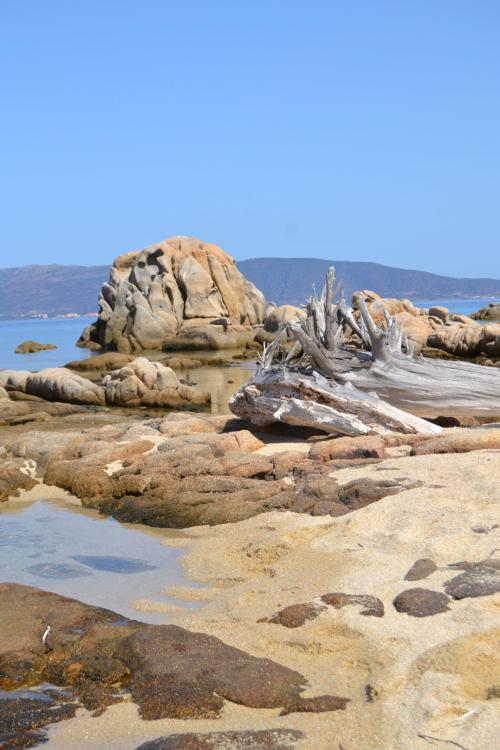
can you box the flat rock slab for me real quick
[393,588,450,617]
[0,583,332,741]
[136,729,304,750]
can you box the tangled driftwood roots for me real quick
[230,269,500,436]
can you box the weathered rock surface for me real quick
[444,559,500,599]
[14,340,57,354]
[320,592,384,617]
[411,428,500,455]
[353,291,500,359]
[136,730,305,750]
[77,237,266,352]
[404,558,438,581]
[263,305,305,333]
[309,435,386,462]
[263,603,325,628]
[0,689,78,749]
[0,455,37,501]
[393,588,451,617]
[472,302,500,321]
[1,416,421,525]
[0,584,346,745]
[0,358,210,410]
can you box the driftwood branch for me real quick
[230,267,500,435]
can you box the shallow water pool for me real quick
[0,495,201,623]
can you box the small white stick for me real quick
[42,625,51,645]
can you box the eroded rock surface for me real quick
[444,559,500,600]
[321,592,384,617]
[77,236,266,352]
[136,730,304,750]
[0,584,311,724]
[0,358,210,410]
[393,588,451,617]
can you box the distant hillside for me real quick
[239,258,500,306]
[1,259,500,319]
[0,264,109,318]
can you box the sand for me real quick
[32,448,500,749]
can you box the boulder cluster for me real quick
[353,291,500,361]
[77,236,266,353]
[0,357,209,409]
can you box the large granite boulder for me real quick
[77,237,266,352]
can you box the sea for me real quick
[1,298,499,373]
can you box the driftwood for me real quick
[230,268,500,436]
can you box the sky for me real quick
[0,0,499,277]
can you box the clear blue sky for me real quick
[1,0,499,277]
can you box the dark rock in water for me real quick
[0,689,77,749]
[0,583,309,730]
[393,588,450,617]
[321,592,384,618]
[263,602,324,628]
[404,558,438,581]
[71,555,158,574]
[444,559,500,600]
[280,694,350,715]
[15,340,57,354]
[136,729,304,750]
[25,562,93,579]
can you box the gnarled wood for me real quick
[230,268,500,434]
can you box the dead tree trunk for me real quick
[230,268,500,435]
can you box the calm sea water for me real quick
[0,317,94,371]
[408,297,500,315]
[1,298,498,372]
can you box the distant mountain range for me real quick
[1,259,499,319]
[238,258,500,306]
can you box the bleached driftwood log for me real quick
[229,268,500,435]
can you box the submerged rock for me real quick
[14,340,57,354]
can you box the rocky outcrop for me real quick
[0,583,314,732]
[77,236,266,353]
[472,302,500,321]
[0,358,210,410]
[352,291,500,360]
[263,304,305,333]
[14,340,57,354]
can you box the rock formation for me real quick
[353,290,500,360]
[14,340,57,354]
[0,357,210,409]
[77,236,266,353]
[472,301,500,321]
